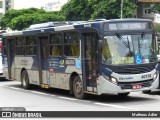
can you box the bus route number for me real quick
[141,74,151,79]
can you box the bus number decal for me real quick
[141,74,151,79]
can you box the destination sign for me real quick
[103,22,152,31]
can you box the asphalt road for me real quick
[1,79,160,112]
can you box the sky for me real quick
[14,0,68,9]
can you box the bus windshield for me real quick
[102,33,157,65]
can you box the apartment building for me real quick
[43,0,68,11]
[0,0,14,18]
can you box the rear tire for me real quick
[21,70,30,89]
[142,90,151,94]
[118,93,130,97]
[73,76,85,99]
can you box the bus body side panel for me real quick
[48,57,82,90]
[14,57,24,81]
[2,57,9,79]
[25,56,39,85]
[14,56,39,84]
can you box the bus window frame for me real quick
[63,30,80,57]
[25,35,37,56]
[49,32,63,57]
[15,36,26,56]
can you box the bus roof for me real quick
[107,18,152,22]
[2,18,153,37]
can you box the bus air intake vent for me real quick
[118,79,153,89]
[106,63,156,74]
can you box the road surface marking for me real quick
[76,99,91,103]
[5,86,55,96]
[94,102,138,110]
[131,92,160,98]
[59,97,77,101]
[5,86,25,91]
[30,91,55,96]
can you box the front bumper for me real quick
[96,75,159,95]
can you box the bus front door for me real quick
[7,39,15,79]
[82,32,98,93]
[38,36,49,87]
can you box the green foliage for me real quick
[60,0,136,20]
[8,12,65,30]
[0,8,46,29]
[91,0,136,19]
[60,0,92,20]
[143,2,160,12]
[154,23,160,32]
[0,8,64,30]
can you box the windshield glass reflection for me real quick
[102,33,156,65]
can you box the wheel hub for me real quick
[75,82,82,94]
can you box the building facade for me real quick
[43,1,68,11]
[0,0,14,19]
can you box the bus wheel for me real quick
[73,76,85,99]
[118,93,130,97]
[142,90,151,94]
[21,70,30,89]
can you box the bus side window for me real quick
[26,36,37,56]
[16,37,25,56]
[64,31,79,56]
[50,46,62,56]
[50,33,63,57]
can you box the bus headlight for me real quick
[103,75,118,85]
[111,77,118,84]
[153,72,158,81]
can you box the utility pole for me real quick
[121,0,123,19]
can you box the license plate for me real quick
[132,84,142,89]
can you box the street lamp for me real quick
[121,0,123,19]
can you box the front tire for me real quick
[21,70,30,89]
[73,76,85,99]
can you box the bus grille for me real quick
[118,80,153,89]
[105,63,156,74]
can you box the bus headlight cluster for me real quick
[153,72,158,81]
[111,77,117,84]
[103,75,118,85]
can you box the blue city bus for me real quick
[2,19,159,99]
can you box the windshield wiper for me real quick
[116,33,129,48]
[126,36,131,52]
[138,37,141,54]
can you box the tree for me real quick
[60,0,92,21]
[0,8,65,30]
[91,0,136,19]
[60,0,137,21]
[0,8,46,29]
[8,12,65,30]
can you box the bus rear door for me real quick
[38,36,49,88]
[7,38,15,79]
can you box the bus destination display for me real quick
[104,22,151,31]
